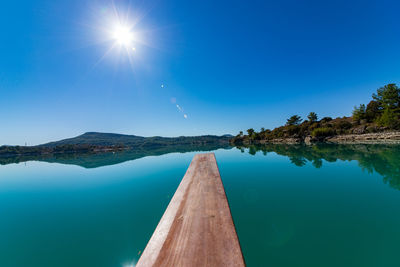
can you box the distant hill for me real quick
[40,132,231,148]
[39,132,146,147]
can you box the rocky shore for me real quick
[235,131,400,145]
[325,131,400,144]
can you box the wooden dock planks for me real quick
[136,153,245,267]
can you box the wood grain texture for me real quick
[136,153,245,267]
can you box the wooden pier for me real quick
[136,153,245,267]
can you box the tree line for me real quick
[232,83,400,143]
[352,83,400,128]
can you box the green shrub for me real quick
[366,126,378,133]
[337,121,352,130]
[309,122,320,130]
[287,125,300,135]
[311,127,336,137]
[320,117,333,123]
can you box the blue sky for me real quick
[1,0,399,145]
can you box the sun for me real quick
[90,4,148,67]
[112,24,134,47]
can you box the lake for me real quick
[1,144,400,266]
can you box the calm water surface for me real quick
[1,145,400,266]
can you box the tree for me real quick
[247,128,255,137]
[239,131,243,137]
[253,132,262,140]
[365,100,380,122]
[372,83,400,111]
[260,127,265,132]
[307,112,318,122]
[377,108,399,129]
[286,115,302,126]
[352,104,366,122]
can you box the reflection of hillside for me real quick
[0,144,232,169]
[237,144,400,190]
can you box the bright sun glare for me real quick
[94,5,146,65]
[112,24,134,47]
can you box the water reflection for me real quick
[236,144,400,190]
[3,142,399,191]
[0,144,232,169]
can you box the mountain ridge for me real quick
[39,132,232,148]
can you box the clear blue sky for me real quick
[1,0,399,145]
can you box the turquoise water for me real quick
[1,145,400,266]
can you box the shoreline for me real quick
[232,131,400,145]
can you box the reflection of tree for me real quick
[290,156,307,167]
[249,146,257,155]
[237,144,400,190]
[312,158,323,169]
